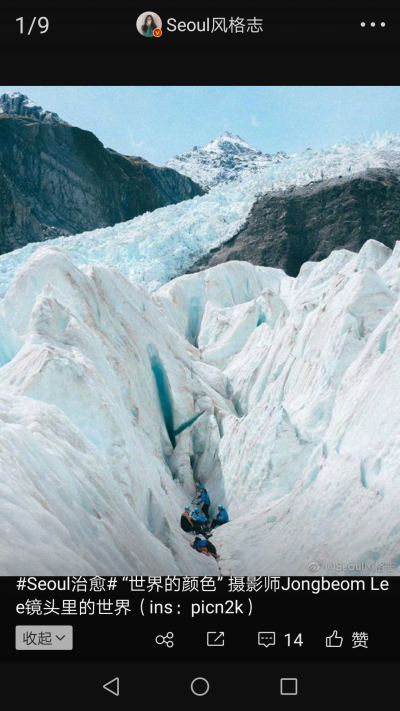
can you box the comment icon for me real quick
[258,631,276,648]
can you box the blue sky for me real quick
[2,86,400,165]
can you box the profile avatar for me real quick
[141,14,161,37]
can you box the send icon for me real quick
[207,632,225,646]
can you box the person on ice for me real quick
[180,506,194,533]
[192,507,207,523]
[192,535,219,560]
[211,504,229,529]
[190,507,209,535]
[194,484,211,518]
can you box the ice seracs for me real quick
[0,237,399,574]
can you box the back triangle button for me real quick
[103,677,119,696]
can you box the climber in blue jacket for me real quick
[211,504,229,530]
[194,484,211,518]
[189,507,208,535]
[192,535,219,560]
[193,536,207,551]
[191,507,208,524]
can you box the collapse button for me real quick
[15,625,73,650]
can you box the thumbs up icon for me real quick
[326,631,343,647]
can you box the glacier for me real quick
[1,130,400,575]
[1,132,400,299]
[0,235,400,574]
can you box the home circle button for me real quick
[191,677,210,696]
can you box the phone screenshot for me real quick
[1,1,399,701]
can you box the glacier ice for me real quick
[1,128,400,575]
[0,234,399,574]
[0,248,233,574]
[1,132,400,299]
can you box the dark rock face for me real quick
[0,116,204,255]
[187,169,400,276]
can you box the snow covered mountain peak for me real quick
[204,132,258,153]
[166,132,287,189]
[220,130,242,139]
[0,92,67,124]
